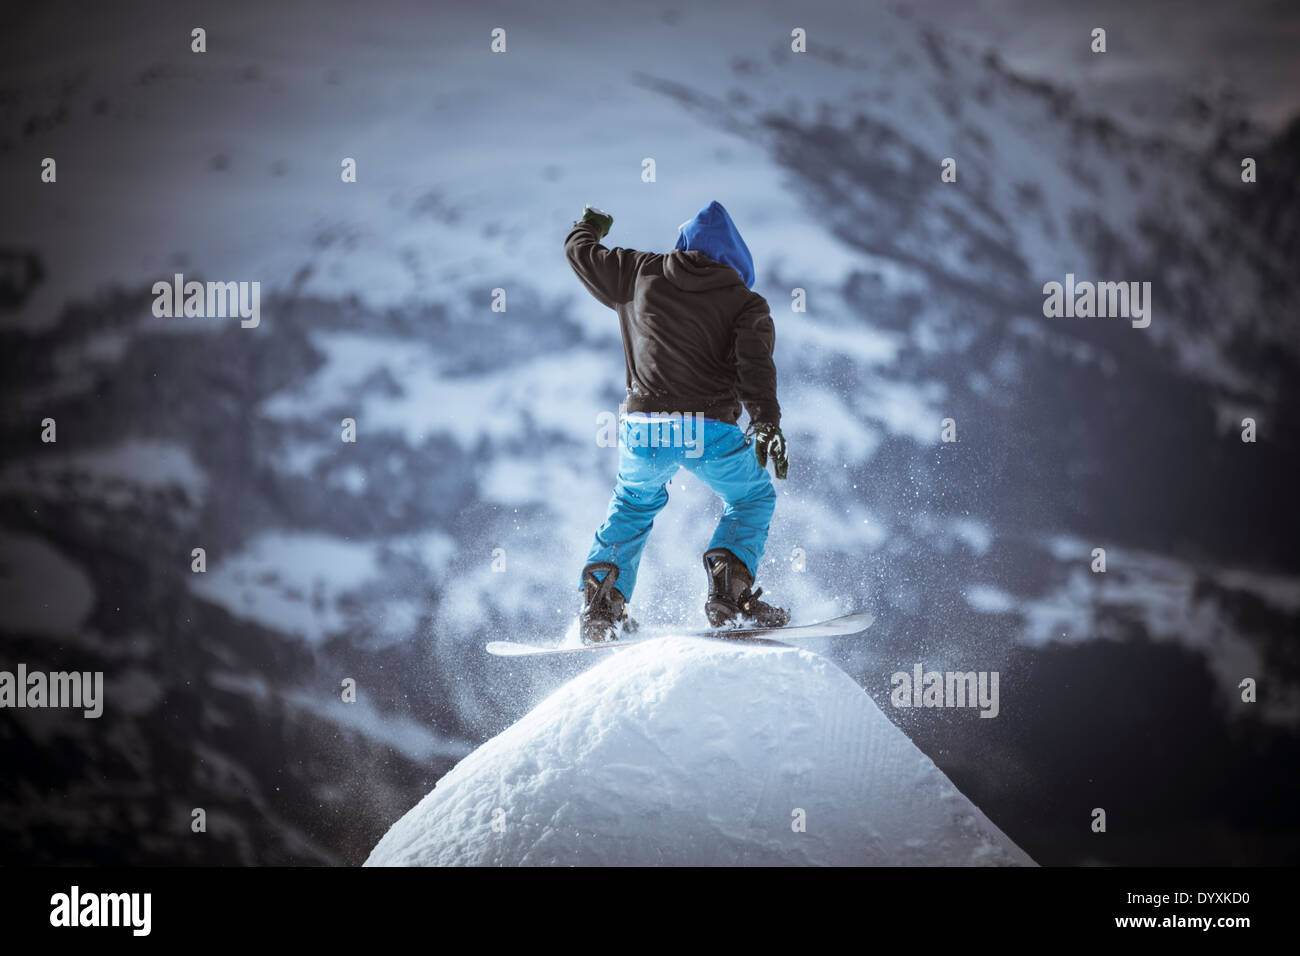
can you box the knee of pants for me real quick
[739,479,777,517]
[614,482,669,512]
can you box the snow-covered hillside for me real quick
[2,0,1296,865]
[366,637,1033,866]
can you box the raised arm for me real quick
[564,207,652,309]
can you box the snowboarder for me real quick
[566,200,790,644]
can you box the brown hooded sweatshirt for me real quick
[564,219,780,426]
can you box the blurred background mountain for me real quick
[1,0,1297,864]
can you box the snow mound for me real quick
[365,638,1035,866]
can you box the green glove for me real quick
[752,422,788,480]
[581,205,613,239]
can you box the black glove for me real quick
[580,205,613,239]
[751,422,788,480]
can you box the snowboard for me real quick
[485,611,873,658]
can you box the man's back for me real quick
[564,204,780,425]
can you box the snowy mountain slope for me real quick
[367,637,1034,866]
[1,0,1296,865]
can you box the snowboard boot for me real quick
[703,548,790,629]
[579,562,637,644]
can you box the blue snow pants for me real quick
[581,415,777,601]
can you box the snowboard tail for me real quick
[486,612,874,658]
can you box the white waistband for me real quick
[624,412,705,424]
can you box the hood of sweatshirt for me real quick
[669,200,755,289]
